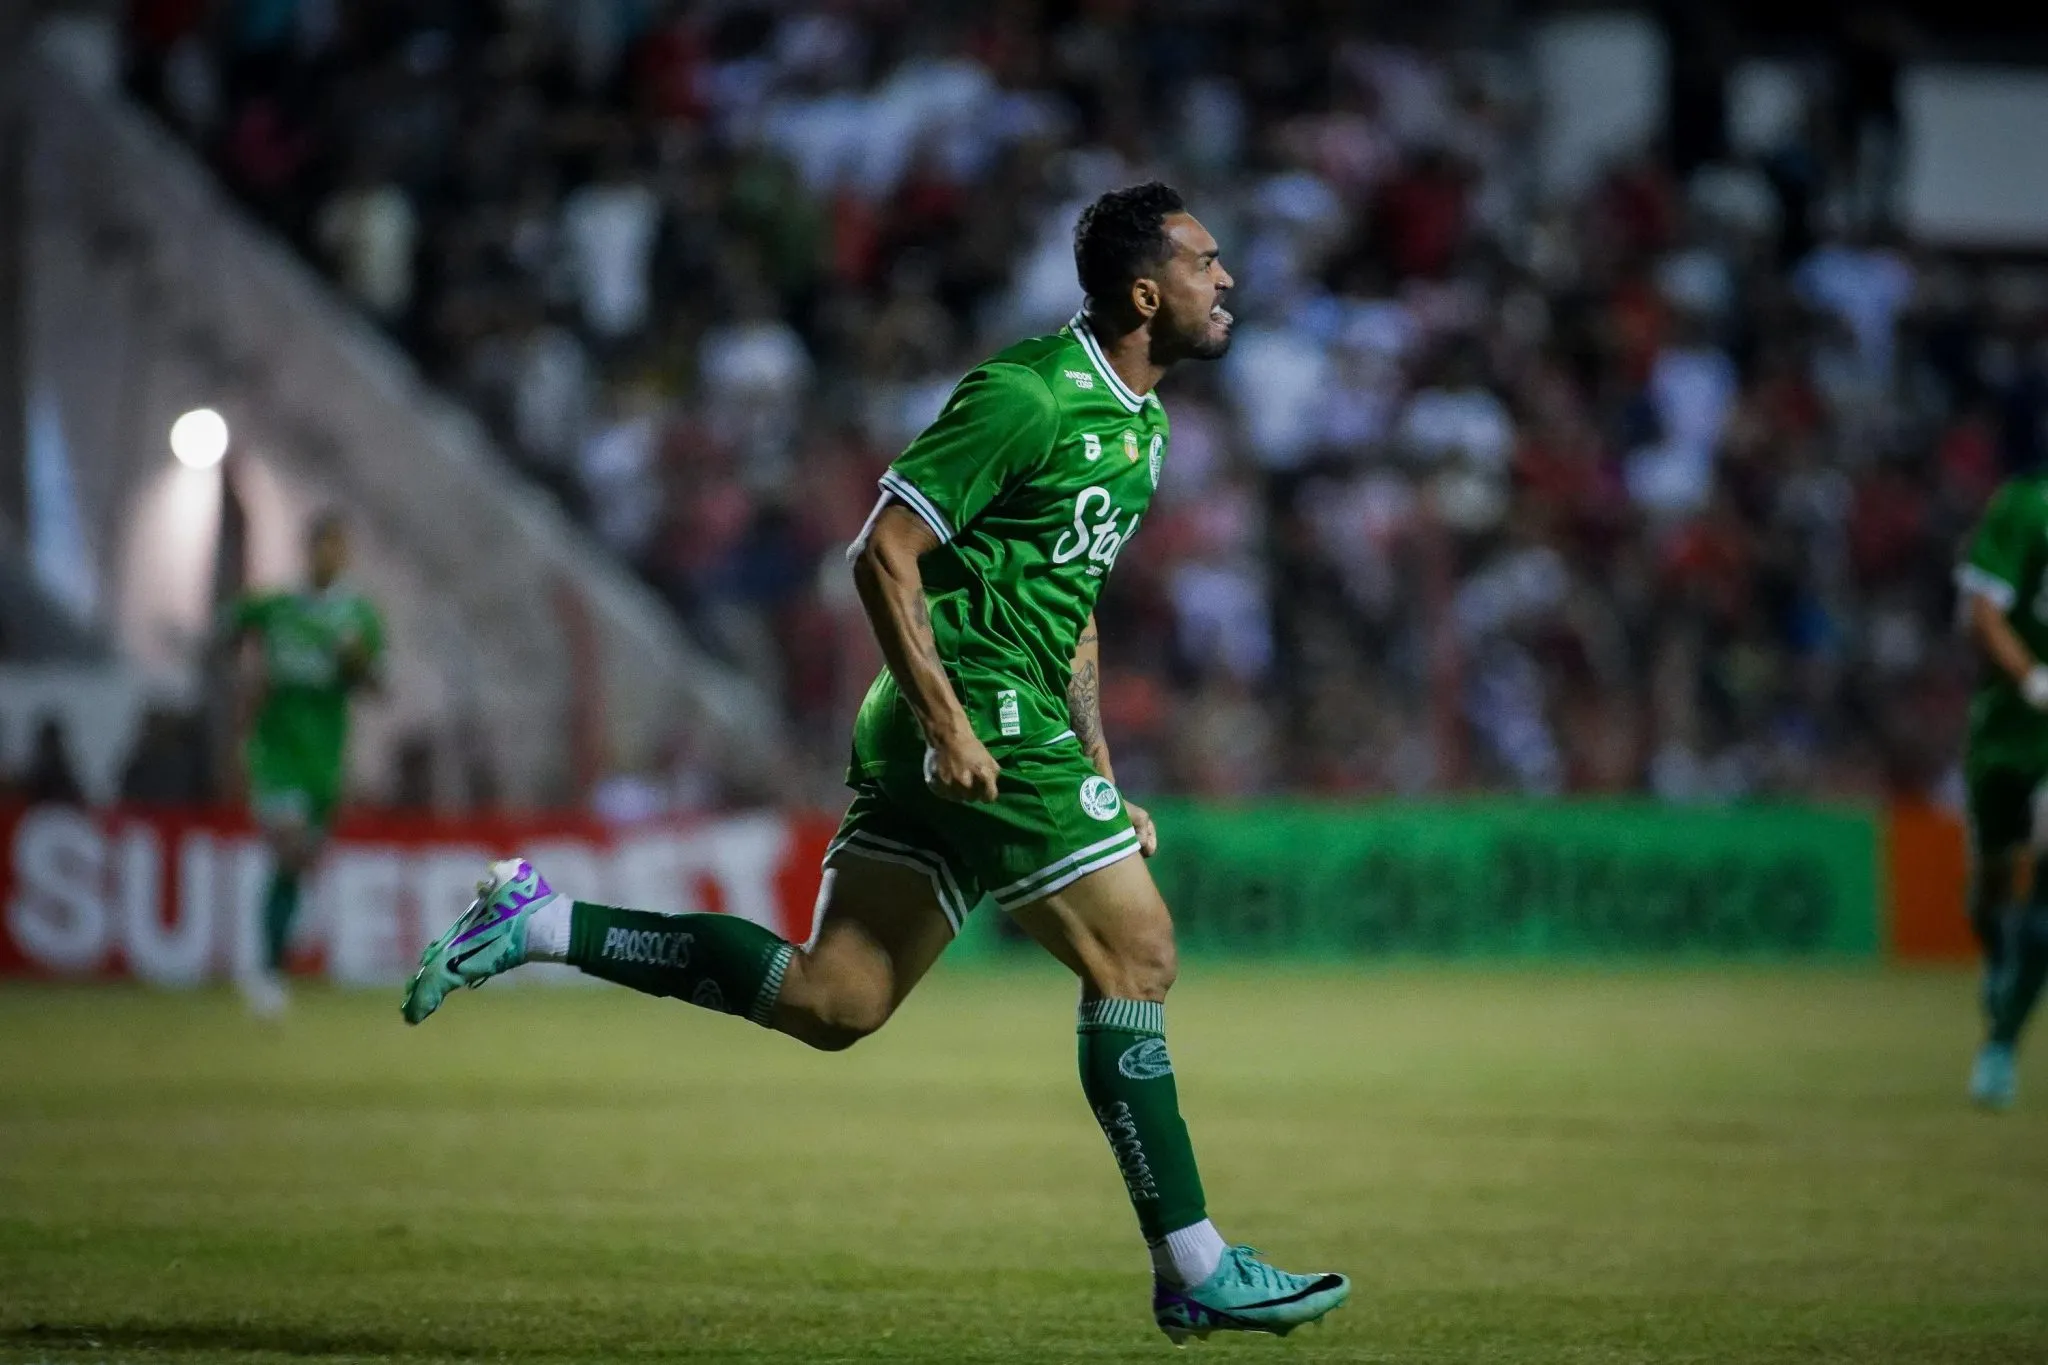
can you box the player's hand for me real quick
[1126,799,1158,857]
[338,636,373,687]
[924,729,1000,803]
[2025,665,2048,712]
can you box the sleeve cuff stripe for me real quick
[879,472,955,543]
[1957,565,2017,609]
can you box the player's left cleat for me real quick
[401,858,556,1025]
[237,968,289,1021]
[1970,1041,2017,1110]
[1152,1245,1350,1346]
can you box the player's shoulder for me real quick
[1986,476,2048,524]
[951,340,1064,427]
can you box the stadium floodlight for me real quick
[169,408,229,469]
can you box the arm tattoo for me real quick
[1068,657,1104,755]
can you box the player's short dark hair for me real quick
[1073,182,1186,311]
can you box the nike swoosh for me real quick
[445,940,497,975]
[1219,1275,1348,1311]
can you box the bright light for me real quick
[168,408,228,468]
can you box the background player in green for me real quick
[403,184,1350,1342]
[1955,473,2048,1107]
[223,511,383,1017]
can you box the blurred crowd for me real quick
[118,0,2024,804]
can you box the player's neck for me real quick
[1086,315,1168,397]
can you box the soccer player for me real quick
[403,183,1350,1341]
[224,511,383,1016]
[1956,473,2048,1108]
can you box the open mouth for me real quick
[1210,305,1234,326]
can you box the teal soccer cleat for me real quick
[1152,1245,1350,1345]
[1971,1041,2016,1111]
[402,858,556,1025]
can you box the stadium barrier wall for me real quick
[0,804,838,984]
[0,800,1937,983]
[1884,800,1974,962]
[1097,799,1881,959]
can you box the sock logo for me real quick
[1117,1037,1173,1080]
[1094,1101,1159,1202]
[691,979,727,1012]
[600,927,693,967]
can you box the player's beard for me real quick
[1159,304,1233,362]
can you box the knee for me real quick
[1096,929,1177,1002]
[785,967,894,1052]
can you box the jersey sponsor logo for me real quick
[1051,487,1141,577]
[1082,432,1103,461]
[1065,369,1096,390]
[1123,430,1140,462]
[1094,1101,1159,1202]
[1080,775,1122,821]
[997,689,1022,737]
[1149,434,1164,488]
[1117,1037,1174,1080]
[600,926,693,967]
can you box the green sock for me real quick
[261,870,299,971]
[567,901,794,1026]
[1078,998,1208,1241]
[1992,906,2048,1047]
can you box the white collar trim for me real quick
[1068,312,1149,413]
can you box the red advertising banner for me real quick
[0,805,838,983]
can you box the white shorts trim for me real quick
[990,827,1140,902]
[824,834,970,932]
[993,838,1144,911]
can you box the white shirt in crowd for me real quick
[316,182,416,321]
[1626,343,1738,516]
[1397,383,1514,469]
[512,324,591,468]
[578,410,659,559]
[1223,324,1334,469]
[1795,241,1914,383]
[561,179,660,340]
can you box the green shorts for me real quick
[826,741,1139,932]
[1967,762,2048,857]
[250,780,337,833]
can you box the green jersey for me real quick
[851,314,1169,774]
[1958,476,2048,771]
[229,585,384,805]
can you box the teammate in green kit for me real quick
[1956,473,2048,1108]
[224,512,383,1016]
[403,184,1350,1341]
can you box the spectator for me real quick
[20,716,85,805]
[561,138,662,349]
[315,155,417,326]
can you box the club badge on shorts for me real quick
[1079,775,1122,821]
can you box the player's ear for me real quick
[1130,276,1161,322]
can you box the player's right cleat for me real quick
[401,858,555,1025]
[1971,1041,2017,1110]
[1152,1245,1350,1346]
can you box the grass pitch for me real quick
[2,965,2045,1364]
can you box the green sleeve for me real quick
[356,599,386,665]
[879,363,1058,543]
[220,593,267,640]
[1959,485,2036,612]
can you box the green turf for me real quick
[2,965,2045,1364]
